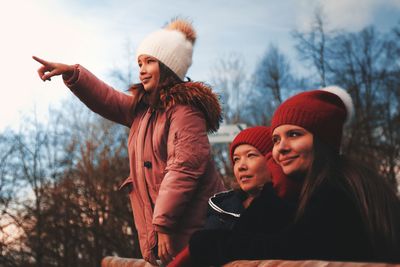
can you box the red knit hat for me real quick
[230,126,302,200]
[271,86,354,152]
[229,126,272,162]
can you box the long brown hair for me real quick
[297,137,400,259]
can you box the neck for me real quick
[143,89,160,106]
[242,189,262,208]
[242,195,256,209]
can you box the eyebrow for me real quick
[233,148,259,156]
[140,55,156,61]
[138,56,148,63]
[288,127,306,132]
[274,127,305,135]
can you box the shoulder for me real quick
[312,180,353,204]
[166,105,208,134]
[210,190,238,202]
[209,190,245,216]
[167,103,201,115]
[243,183,296,220]
[304,180,361,221]
[161,81,222,133]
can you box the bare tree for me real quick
[248,44,301,126]
[0,95,140,266]
[255,44,291,103]
[293,7,331,87]
[297,21,400,189]
[33,101,137,267]
[12,114,60,267]
[109,39,138,90]
[293,7,399,189]
[211,52,248,124]
[206,53,251,187]
[377,24,400,187]
[0,130,26,267]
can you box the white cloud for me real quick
[387,0,400,8]
[294,0,400,32]
[323,0,377,31]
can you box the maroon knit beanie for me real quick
[230,126,272,162]
[271,86,354,152]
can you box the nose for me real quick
[237,159,248,172]
[276,138,290,154]
[139,64,146,75]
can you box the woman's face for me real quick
[233,144,271,196]
[272,124,314,177]
[138,55,160,93]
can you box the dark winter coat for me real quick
[205,183,296,232]
[189,182,378,266]
[204,190,247,230]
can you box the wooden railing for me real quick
[101,256,400,267]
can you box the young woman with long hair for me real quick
[171,86,400,266]
[33,18,224,266]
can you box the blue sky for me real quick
[0,0,399,131]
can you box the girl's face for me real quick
[138,55,160,93]
[233,144,271,196]
[272,124,314,177]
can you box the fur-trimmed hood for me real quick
[159,81,223,133]
[67,65,226,263]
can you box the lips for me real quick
[279,156,298,166]
[141,76,151,83]
[239,175,252,182]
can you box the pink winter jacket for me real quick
[64,65,225,263]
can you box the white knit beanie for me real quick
[136,18,196,80]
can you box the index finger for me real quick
[32,56,50,66]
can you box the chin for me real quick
[240,185,251,192]
[282,166,293,176]
[282,165,299,176]
[143,85,151,91]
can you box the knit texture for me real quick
[136,19,195,80]
[229,126,272,162]
[271,87,353,151]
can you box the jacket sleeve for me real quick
[63,65,137,127]
[153,105,211,232]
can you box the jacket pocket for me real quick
[119,176,133,194]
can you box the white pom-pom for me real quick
[322,86,354,124]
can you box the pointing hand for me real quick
[32,56,75,81]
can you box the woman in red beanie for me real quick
[173,86,400,266]
[205,126,298,231]
[169,127,300,267]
